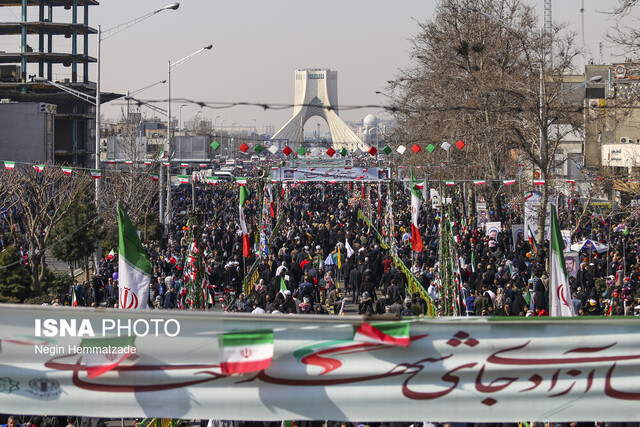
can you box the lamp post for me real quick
[179,104,188,134]
[127,79,166,123]
[162,44,213,227]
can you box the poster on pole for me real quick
[512,224,524,250]
[430,188,441,208]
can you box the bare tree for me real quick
[0,164,94,293]
[390,0,584,242]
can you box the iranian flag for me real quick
[106,249,115,260]
[410,171,424,253]
[178,175,190,184]
[534,179,546,186]
[473,180,486,185]
[72,287,78,307]
[117,202,152,310]
[239,184,251,258]
[81,336,136,379]
[503,179,516,186]
[353,322,410,348]
[150,174,159,182]
[549,206,575,317]
[163,161,170,167]
[107,159,115,165]
[61,167,73,176]
[4,161,15,170]
[125,160,133,165]
[206,176,219,185]
[219,330,274,375]
[444,180,455,186]
[90,169,102,179]
[33,164,45,173]
[279,277,287,294]
[181,163,189,168]
[143,161,152,166]
[236,177,248,186]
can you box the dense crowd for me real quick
[34,177,640,318]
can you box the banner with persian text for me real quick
[270,167,390,182]
[1,304,640,422]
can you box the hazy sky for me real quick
[0,0,632,134]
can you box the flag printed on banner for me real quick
[117,202,152,310]
[4,161,15,170]
[90,169,102,179]
[410,171,424,253]
[82,336,136,379]
[353,322,410,348]
[219,330,274,375]
[549,206,576,317]
[61,167,73,176]
[33,164,45,173]
[239,184,251,258]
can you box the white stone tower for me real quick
[271,69,366,151]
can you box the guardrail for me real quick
[358,209,437,316]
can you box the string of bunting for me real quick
[0,160,630,187]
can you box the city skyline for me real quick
[0,0,630,134]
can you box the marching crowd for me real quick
[42,178,640,318]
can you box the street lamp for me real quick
[127,79,166,123]
[162,44,213,226]
[179,104,188,134]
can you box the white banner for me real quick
[2,305,640,421]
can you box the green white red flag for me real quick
[90,169,102,179]
[4,161,15,170]
[219,330,274,375]
[410,171,423,252]
[549,206,575,317]
[61,167,73,175]
[33,164,44,173]
[353,322,410,347]
[81,336,136,378]
[178,175,190,184]
[239,184,251,258]
[117,202,152,309]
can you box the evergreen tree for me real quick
[0,246,31,302]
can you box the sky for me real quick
[0,0,633,135]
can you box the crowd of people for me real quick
[29,175,639,319]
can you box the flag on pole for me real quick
[117,202,152,309]
[239,184,251,258]
[410,171,424,253]
[61,167,73,175]
[219,330,274,375]
[337,245,342,269]
[549,206,576,317]
[527,225,538,254]
[72,287,78,307]
[106,249,115,260]
[353,322,410,347]
[345,239,355,258]
[279,277,287,295]
[82,336,136,378]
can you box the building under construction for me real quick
[0,0,120,167]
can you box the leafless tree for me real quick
[0,164,94,292]
[390,0,584,242]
